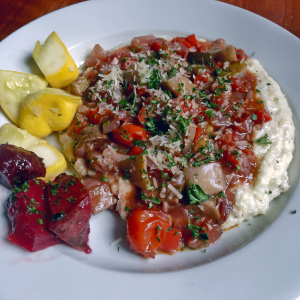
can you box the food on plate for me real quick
[0,70,48,124]
[0,123,67,180]
[60,33,294,258]
[0,144,46,188]
[48,173,92,253]
[2,146,93,253]
[6,179,61,252]
[33,31,79,88]
[19,87,82,138]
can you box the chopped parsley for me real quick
[187,184,209,204]
[254,134,272,146]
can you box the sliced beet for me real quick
[0,144,46,188]
[48,173,92,253]
[6,179,61,252]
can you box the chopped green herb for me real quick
[187,184,209,204]
[254,134,272,146]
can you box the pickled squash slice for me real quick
[0,70,48,124]
[33,32,79,88]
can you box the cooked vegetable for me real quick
[0,144,46,188]
[6,179,61,252]
[220,62,247,78]
[119,154,150,189]
[0,70,48,124]
[0,123,67,180]
[33,31,79,88]
[163,76,195,97]
[82,177,117,215]
[188,45,237,64]
[19,88,82,138]
[184,162,226,195]
[200,199,221,221]
[126,209,170,259]
[48,173,92,253]
[187,184,209,204]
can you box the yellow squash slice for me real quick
[33,32,79,88]
[0,70,48,124]
[19,87,82,138]
[0,123,67,180]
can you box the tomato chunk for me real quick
[129,145,144,155]
[186,34,198,48]
[159,228,182,254]
[126,209,170,258]
[112,123,150,146]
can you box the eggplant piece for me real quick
[163,76,195,97]
[220,62,247,78]
[118,155,150,189]
[188,45,237,64]
[188,52,214,65]
[123,65,140,85]
[214,45,237,62]
[184,162,226,195]
[0,144,46,188]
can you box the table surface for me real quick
[0,0,299,42]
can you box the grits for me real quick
[223,58,295,229]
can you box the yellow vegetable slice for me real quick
[0,123,67,180]
[33,32,79,88]
[0,70,48,124]
[19,87,82,138]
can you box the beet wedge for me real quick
[48,173,92,253]
[6,179,61,252]
[0,144,46,188]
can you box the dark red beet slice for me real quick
[48,173,92,253]
[0,144,46,188]
[6,179,61,252]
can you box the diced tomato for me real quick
[236,115,254,133]
[193,126,203,143]
[197,41,212,52]
[231,74,256,93]
[186,34,198,48]
[74,118,89,134]
[127,83,134,95]
[129,146,144,155]
[136,85,148,97]
[150,40,163,52]
[159,228,182,253]
[171,37,185,44]
[182,40,193,49]
[121,58,137,70]
[88,108,111,125]
[67,117,89,136]
[253,110,272,124]
[138,106,155,125]
[194,72,209,85]
[236,48,248,61]
[176,43,189,58]
[126,209,170,258]
[223,150,240,167]
[112,123,150,146]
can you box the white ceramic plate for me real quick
[1,0,300,299]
